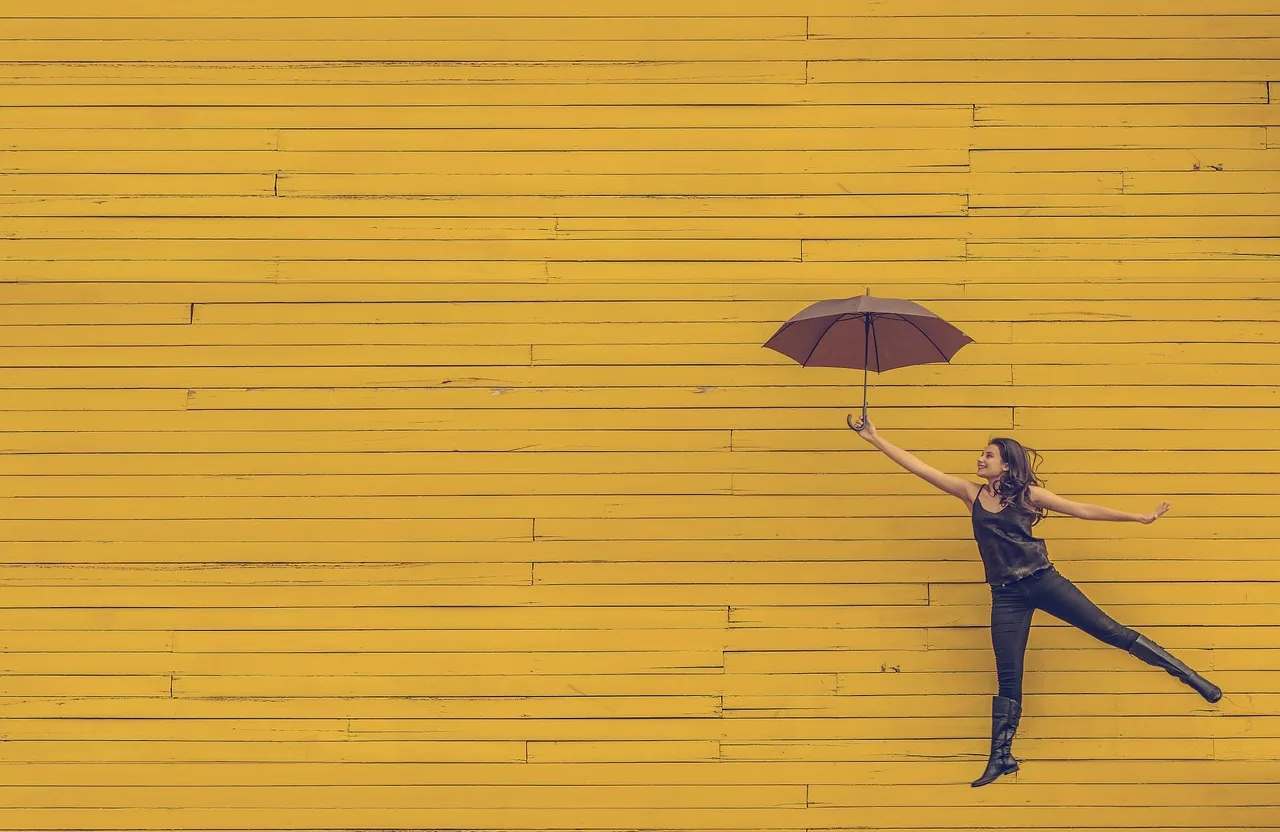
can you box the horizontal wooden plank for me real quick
[0,582,925,607]
[0,427,733,453]
[0,782,808,809]
[0,682,1263,719]
[5,445,1277,476]
[0,89,927,120]
[815,16,1280,39]
[280,171,972,197]
[0,758,1272,787]
[1,17,809,40]
[188,299,1280,325]
[22,235,1277,262]
[810,59,1280,83]
[0,676,171,697]
[353,714,1266,742]
[0,344,535,367]
[740,470,1280,496]
[0,564,532,588]
[174,671,821,699]
[0,341,1269,372]
[0,75,1259,105]
[543,258,1280,283]
[971,149,1280,173]
[10,278,1264,304]
[168,628,924,654]
[535,514,1280,539]
[7,60,812,89]
[1123,170,1280,193]
[0,694,725,720]
[0,740,528,767]
[8,215,1280,243]
[0,238,807,261]
[14,14,1270,43]
[0,492,1274,520]
[977,103,1280,127]
[0,15,1179,60]
[1011,320,1280,342]
[0,518,535,543]
[969,238,1280,260]
[0,193,971,218]
[0,173,273,196]
[532,560,1280,586]
[0,316,1269,349]
[0,533,1265,564]
[0,148,970,174]
[183,386,1280,411]
[971,193,1280,215]
[535,341,1280,363]
[69,710,1274,747]
[0,650,728,675]
[0,304,190,325]
[972,125,1267,149]
[5,0,1279,14]
[0,390,187,411]
[4,37,1280,62]
[280,171,1116,197]
[0,470,1270,500]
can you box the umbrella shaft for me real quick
[862,316,870,416]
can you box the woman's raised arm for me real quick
[850,416,976,504]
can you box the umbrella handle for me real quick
[846,409,869,433]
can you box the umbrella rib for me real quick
[892,313,952,363]
[800,314,848,367]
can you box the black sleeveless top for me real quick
[971,488,1052,585]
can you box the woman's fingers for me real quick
[1145,501,1172,523]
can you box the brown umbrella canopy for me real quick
[763,292,973,426]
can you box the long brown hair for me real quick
[987,437,1047,525]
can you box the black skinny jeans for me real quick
[990,565,1140,701]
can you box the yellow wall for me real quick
[1,1,1278,829]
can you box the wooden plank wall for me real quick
[1,1,1278,829]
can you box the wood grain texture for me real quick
[0,3,1276,831]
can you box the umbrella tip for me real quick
[865,287,871,295]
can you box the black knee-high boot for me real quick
[971,695,1021,787]
[1128,634,1222,703]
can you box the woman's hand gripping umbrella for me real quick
[762,289,974,429]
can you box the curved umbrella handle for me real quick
[846,412,868,432]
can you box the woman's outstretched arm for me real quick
[850,416,975,503]
[1029,485,1171,524]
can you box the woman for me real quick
[849,417,1222,787]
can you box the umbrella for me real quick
[763,289,973,430]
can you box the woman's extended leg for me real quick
[1029,569,1221,703]
[972,585,1034,788]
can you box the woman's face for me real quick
[977,444,1008,480]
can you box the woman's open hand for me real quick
[1140,501,1172,524]
[846,413,878,443]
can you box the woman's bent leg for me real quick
[1027,568,1138,650]
[1031,568,1221,703]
